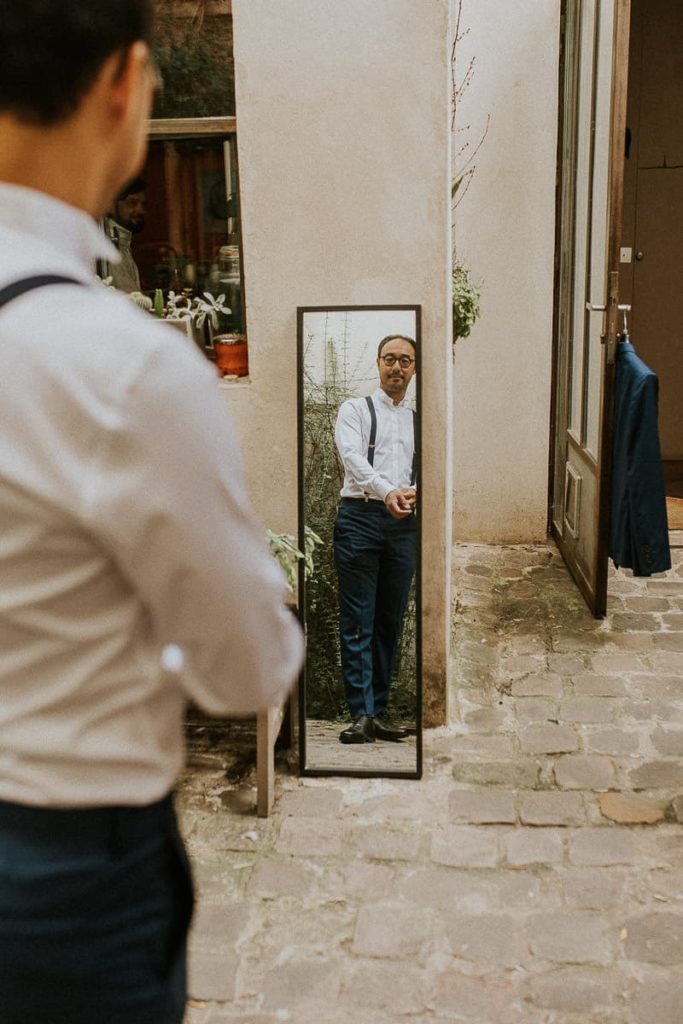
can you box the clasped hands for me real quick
[385,487,417,519]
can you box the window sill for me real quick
[218,375,251,391]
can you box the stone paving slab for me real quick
[178,539,683,1023]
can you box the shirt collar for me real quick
[0,182,118,271]
[373,386,411,409]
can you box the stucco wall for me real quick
[229,0,453,724]
[452,1,560,542]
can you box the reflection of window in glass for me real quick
[152,1,235,119]
[134,136,243,333]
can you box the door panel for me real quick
[551,0,631,616]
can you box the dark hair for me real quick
[377,334,417,358]
[0,1,154,126]
[118,177,147,201]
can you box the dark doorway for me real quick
[620,0,683,535]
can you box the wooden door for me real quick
[550,0,632,616]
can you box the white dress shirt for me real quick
[0,183,303,807]
[335,387,416,501]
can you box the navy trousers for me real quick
[334,498,417,719]
[0,793,193,1024]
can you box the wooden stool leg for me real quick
[256,706,276,817]
[256,697,292,817]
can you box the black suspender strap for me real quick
[365,395,377,465]
[0,275,83,310]
[411,410,417,487]
[366,395,417,488]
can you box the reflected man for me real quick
[334,335,417,743]
[102,176,146,292]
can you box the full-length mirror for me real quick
[297,306,421,777]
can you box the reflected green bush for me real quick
[153,8,235,119]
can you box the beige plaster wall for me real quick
[229,0,453,724]
[452,1,560,542]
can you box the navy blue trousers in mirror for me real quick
[334,497,417,719]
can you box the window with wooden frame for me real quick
[131,1,248,377]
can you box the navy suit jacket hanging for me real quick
[609,338,671,576]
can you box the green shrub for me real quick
[452,262,481,340]
[153,13,235,119]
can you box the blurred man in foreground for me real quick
[0,3,303,1022]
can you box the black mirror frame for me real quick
[296,305,423,779]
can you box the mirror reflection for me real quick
[298,307,421,776]
[99,136,249,379]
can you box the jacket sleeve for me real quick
[626,372,671,576]
[83,338,304,716]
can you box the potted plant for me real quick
[164,290,231,352]
[213,331,248,378]
[162,289,195,339]
[452,262,481,341]
[192,291,231,336]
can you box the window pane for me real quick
[569,0,596,438]
[552,0,581,530]
[584,0,615,459]
[152,1,235,119]
[131,136,244,332]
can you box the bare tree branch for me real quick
[451,1,490,227]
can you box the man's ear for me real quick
[100,42,152,122]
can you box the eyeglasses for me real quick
[379,354,415,368]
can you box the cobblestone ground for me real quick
[178,537,683,1024]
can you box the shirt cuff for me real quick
[374,478,395,502]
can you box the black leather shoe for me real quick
[373,715,408,741]
[339,715,375,744]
